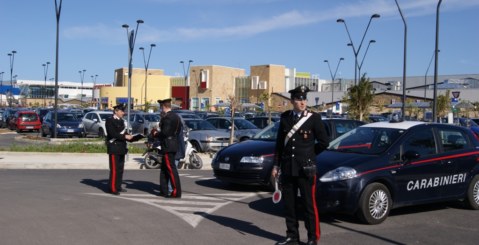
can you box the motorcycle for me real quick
[142,133,203,170]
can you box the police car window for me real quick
[438,129,468,152]
[329,127,403,154]
[401,129,436,157]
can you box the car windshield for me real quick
[233,119,258,129]
[99,113,112,121]
[144,114,160,122]
[57,113,79,121]
[185,120,217,130]
[252,122,279,141]
[328,127,405,154]
[21,113,38,121]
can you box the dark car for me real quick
[315,121,479,224]
[41,110,85,138]
[8,110,41,133]
[211,119,365,189]
[246,116,280,129]
[35,108,51,123]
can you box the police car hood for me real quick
[316,150,379,173]
[218,139,275,158]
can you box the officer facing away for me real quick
[272,86,329,245]
[155,98,182,198]
[105,103,133,195]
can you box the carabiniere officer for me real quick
[272,85,329,245]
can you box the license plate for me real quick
[26,126,33,129]
[219,163,230,170]
[67,129,74,133]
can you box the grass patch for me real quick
[6,142,145,154]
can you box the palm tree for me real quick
[344,74,374,121]
[436,90,451,119]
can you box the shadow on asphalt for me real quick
[80,178,160,195]
[195,178,273,193]
[196,211,284,242]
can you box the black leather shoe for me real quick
[111,192,120,195]
[275,237,299,245]
[306,240,317,245]
[119,188,127,193]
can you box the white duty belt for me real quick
[284,111,312,146]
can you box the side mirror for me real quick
[402,150,420,162]
[93,118,98,123]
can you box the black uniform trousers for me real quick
[108,154,125,194]
[159,152,182,197]
[281,174,320,242]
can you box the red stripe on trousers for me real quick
[111,155,117,193]
[311,175,320,242]
[164,153,177,197]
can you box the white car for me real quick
[82,111,113,138]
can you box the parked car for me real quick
[367,115,388,122]
[143,113,161,135]
[41,110,84,138]
[2,108,27,128]
[82,110,113,138]
[211,119,364,189]
[206,117,261,141]
[314,120,479,224]
[125,111,146,135]
[246,116,280,129]
[0,109,4,128]
[183,118,233,152]
[8,110,41,133]
[35,108,51,123]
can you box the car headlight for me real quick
[205,136,213,142]
[319,167,357,182]
[79,123,84,128]
[56,124,62,128]
[240,156,264,164]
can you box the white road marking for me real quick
[86,192,265,228]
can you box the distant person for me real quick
[154,98,182,198]
[105,103,133,195]
[271,86,329,245]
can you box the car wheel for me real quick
[98,128,105,138]
[41,128,47,137]
[357,183,391,225]
[191,141,202,152]
[465,175,479,210]
[188,153,203,169]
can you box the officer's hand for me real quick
[125,134,133,140]
[271,166,279,178]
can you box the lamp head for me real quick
[136,19,144,24]
[122,24,129,29]
[151,44,156,47]
[347,43,352,46]
[370,40,376,43]
[340,57,344,61]
[139,47,144,50]
[336,18,344,23]
[189,60,193,63]
[12,50,17,54]
[323,60,328,63]
[371,14,380,19]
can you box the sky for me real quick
[1,0,478,85]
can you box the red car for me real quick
[9,111,41,133]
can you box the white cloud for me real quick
[64,0,479,43]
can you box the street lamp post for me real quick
[0,71,4,106]
[53,0,63,138]
[42,62,50,107]
[180,60,193,110]
[337,14,380,85]
[357,40,376,78]
[8,50,17,107]
[394,0,408,120]
[424,50,439,101]
[78,69,86,107]
[324,58,344,111]
[91,74,98,109]
[122,19,144,133]
[139,44,156,111]
[433,0,443,122]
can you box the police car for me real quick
[315,120,479,224]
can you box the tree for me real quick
[436,90,450,119]
[344,74,374,121]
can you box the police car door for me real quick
[389,126,442,205]
[435,126,474,198]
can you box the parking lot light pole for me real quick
[8,50,17,107]
[337,14,380,85]
[122,19,144,133]
[42,62,50,107]
[432,0,443,122]
[0,71,4,106]
[180,60,193,110]
[324,58,344,109]
[91,74,98,109]
[78,69,86,107]
[357,40,376,78]
[139,43,156,111]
